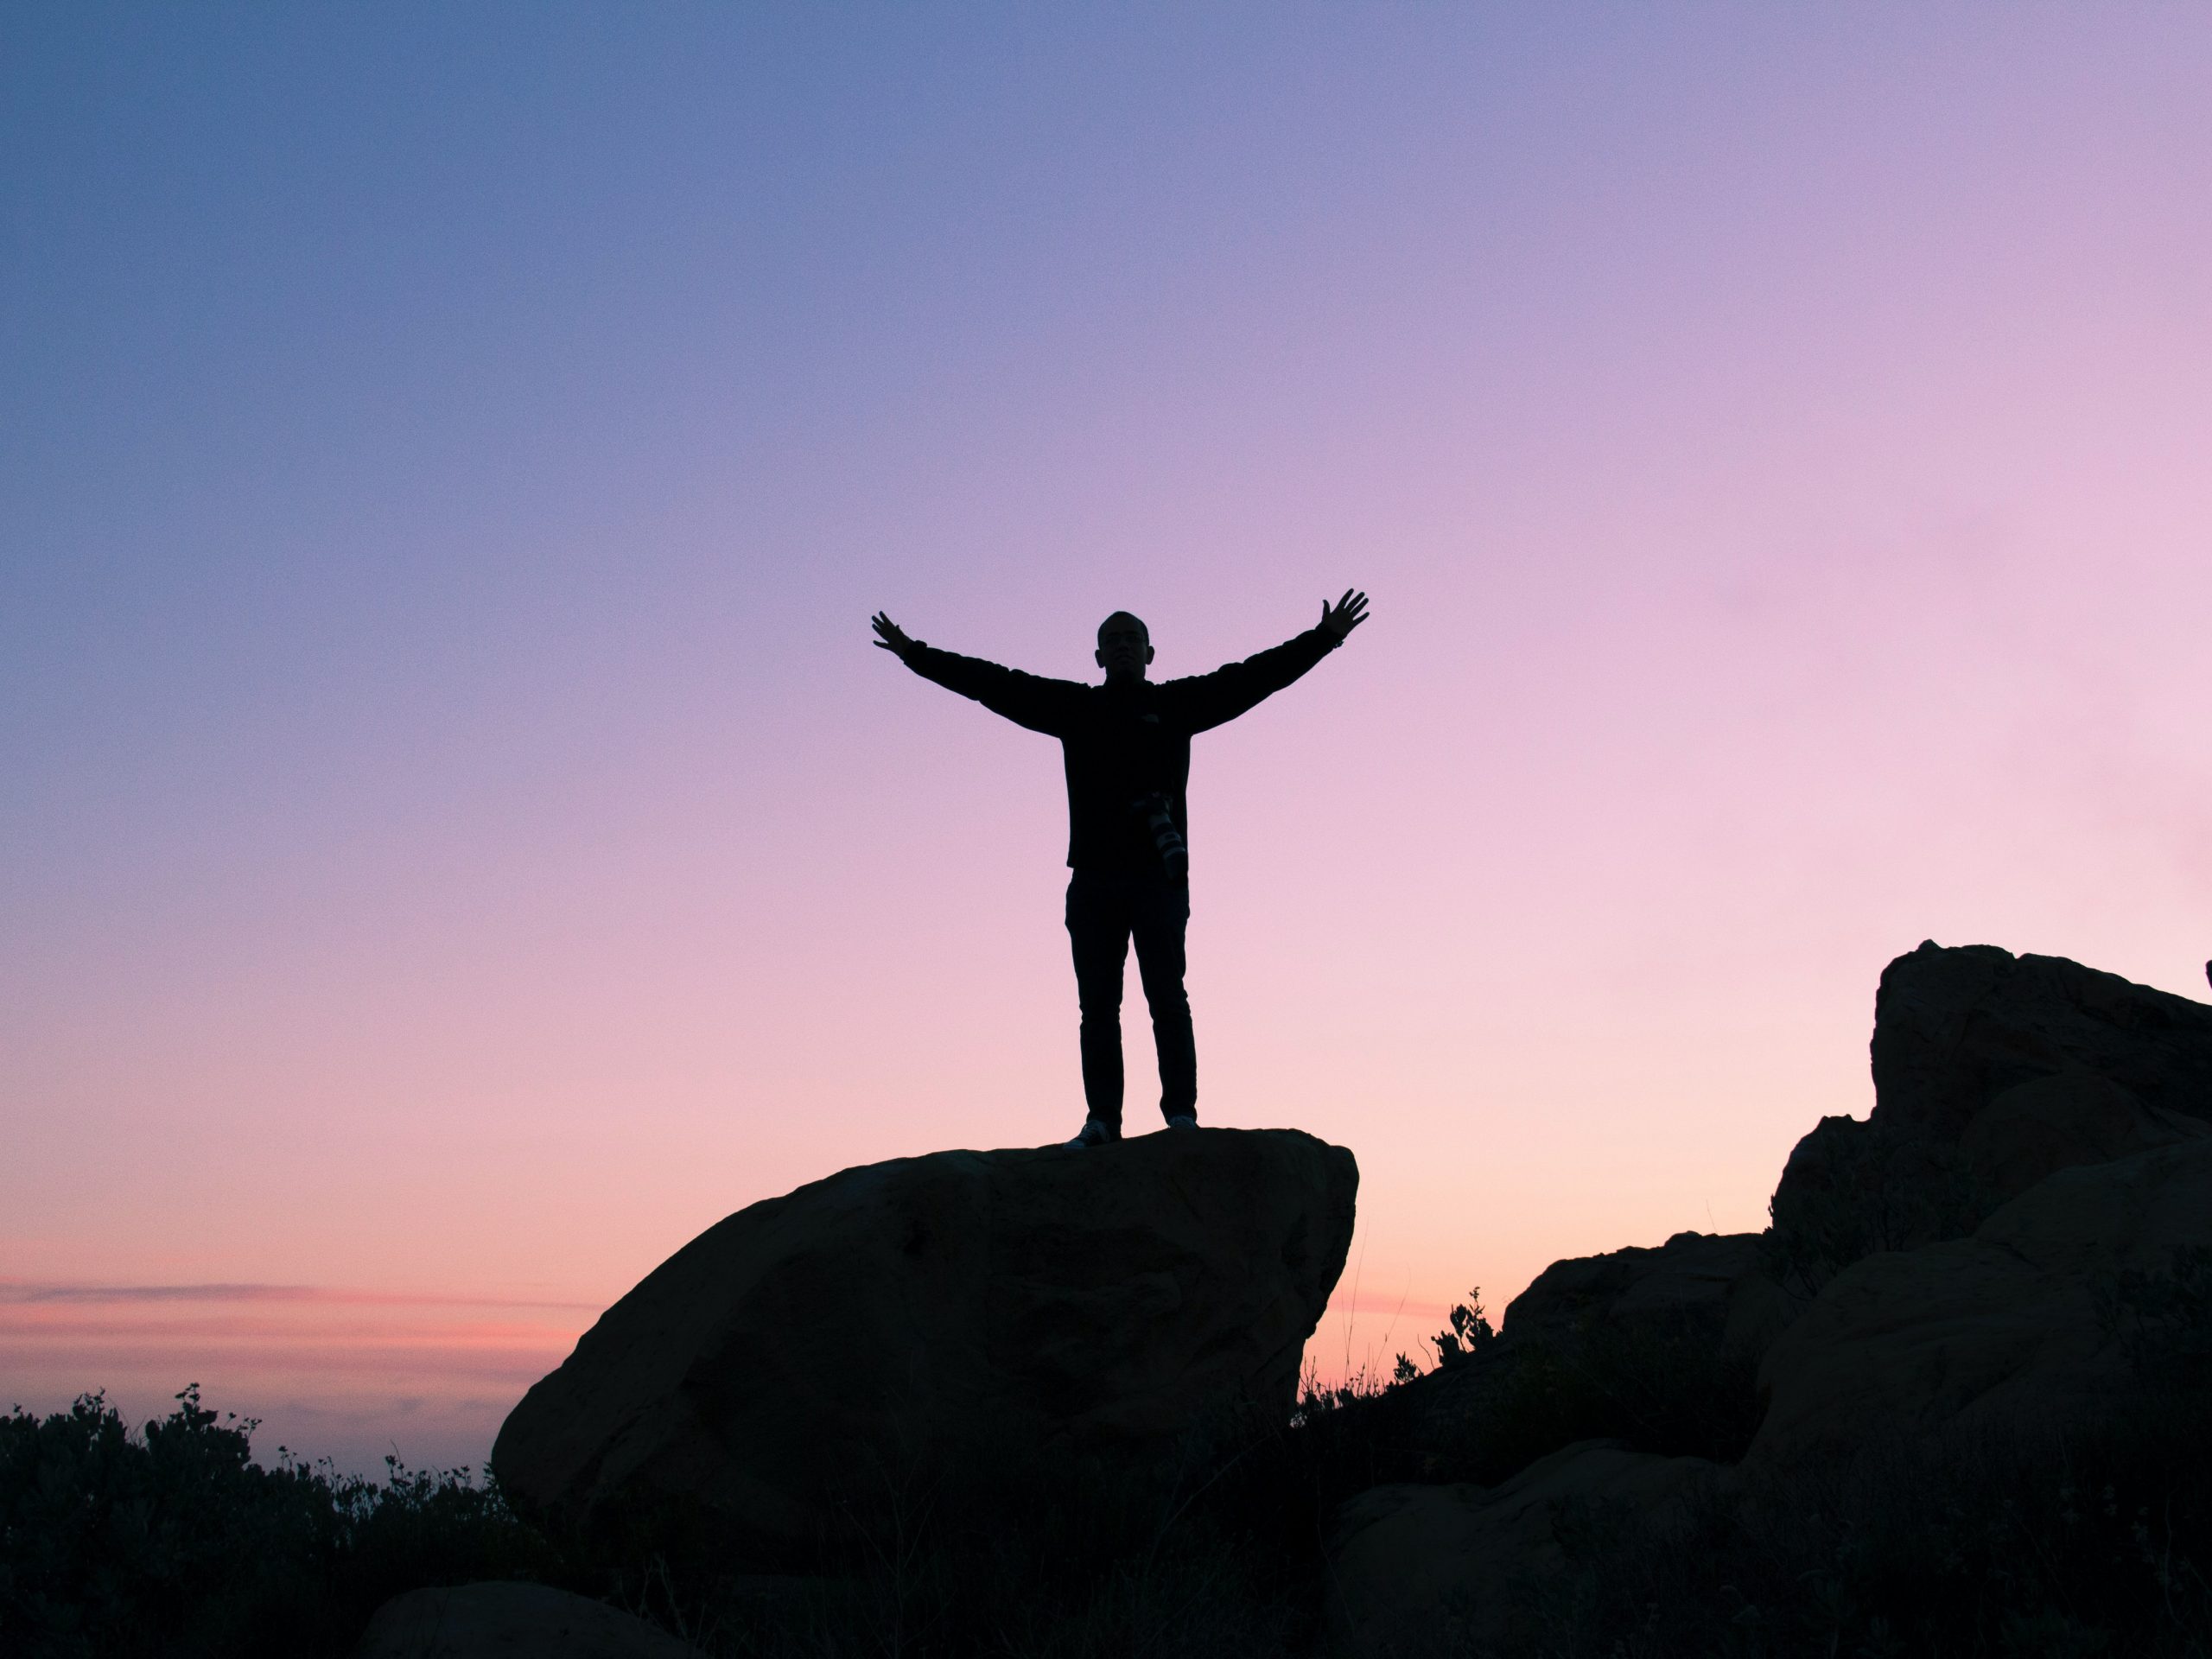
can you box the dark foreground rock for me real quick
[1327,1440,1717,1657]
[493,1127,1356,1555]
[1770,943,2212,1281]
[1753,1137,2212,1465]
[1499,1229,1790,1361]
[1392,1228,1785,1482]
[1330,944,2212,1652]
[353,1582,702,1657]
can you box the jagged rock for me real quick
[353,1582,702,1657]
[492,1128,1355,1555]
[1326,1441,1716,1657]
[1751,1138,2212,1466]
[1770,943,2212,1279]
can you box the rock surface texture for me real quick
[1870,942,2212,1141]
[353,1582,703,1658]
[1327,1441,1716,1657]
[1395,1228,1788,1468]
[1500,1227,1790,1362]
[493,1127,1356,1552]
[1770,944,2212,1271]
[1330,943,2212,1641]
[1753,1138,2212,1465]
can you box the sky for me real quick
[6,3,2211,1474]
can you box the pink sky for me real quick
[6,6,2211,1471]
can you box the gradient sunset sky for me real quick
[7,5,2211,1471]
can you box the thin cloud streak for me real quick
[0,1280,601,1312]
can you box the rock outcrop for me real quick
[1499,1228,1790,1363]
[353,1583,703,1658]
[1395,1230,1787,1476]
[1869,943,2212,1141]
[1330,943,2212,1642]
[1327,1441,1717,1657]
[1752,1137,2212,1465]
[493,1128,1356,1554]
[1770,944,2212,1280]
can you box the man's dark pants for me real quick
[1065,870,1195,1130]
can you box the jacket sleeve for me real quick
[904,644,1083,737]
[1164,627,1340,734]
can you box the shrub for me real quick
[1427,1287,1498,1372]
[0,1387,561,1659]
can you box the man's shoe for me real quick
[1166,1115,1198,1130]
[1066,1116,1121,1149]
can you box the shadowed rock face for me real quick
[353,1582,704,1658]
[1394,1230,1788,1475]
[1753,1138,2212,1465]
[1868,942,2212,1141]
[1327,1441,1717,1657]
[1329,944,2212,1641]
[492,1128,1356,1553]
[1770,943,2212,1275]
[1501,1230,1791,1362]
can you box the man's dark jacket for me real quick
[902,627,1340,874]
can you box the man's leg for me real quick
[1130,879,1196,1122]
[1065,873,1132,1131]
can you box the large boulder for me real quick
[1500,1229,1791,1363]
[353,1583,703,1658]
[1394,1230,1785,1482]
[1770,944,2212,1282]
[493,1128,1356,1554]
[1751,1137,2212,1466]
[1870,943,2212,1141]
[1326,1441,1716,1657]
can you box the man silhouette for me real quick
[871,591,1370,1147]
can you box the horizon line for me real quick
[0,1280,603,1313]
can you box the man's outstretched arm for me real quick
[871,611,1080,737]
[1168,589,1369,734]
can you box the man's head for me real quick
[1096,611,1154,683]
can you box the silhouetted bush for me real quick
[1425,1286,1499,1372]
[0,1387,561,1658]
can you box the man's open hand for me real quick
[1319,589,1369,643]
[871,612,918,662]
